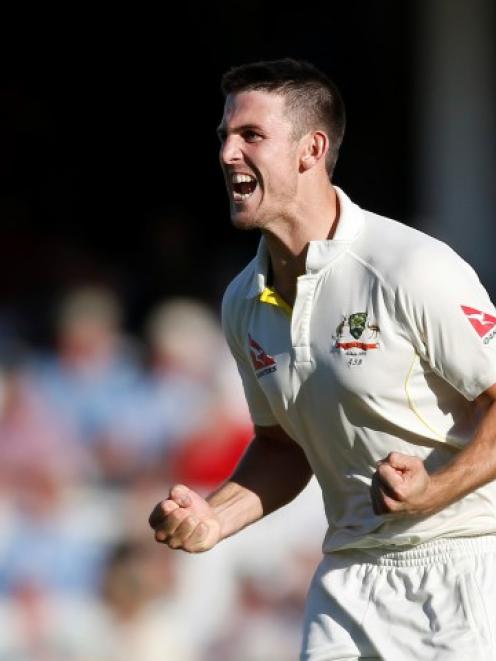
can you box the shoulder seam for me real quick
[347,250,426,359]
[347,251,389,291]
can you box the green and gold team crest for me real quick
[348,312,368,339]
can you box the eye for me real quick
[243,130,262,143]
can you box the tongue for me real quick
[236,181,256,195]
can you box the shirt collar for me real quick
[246,187,365,298]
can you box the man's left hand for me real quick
[370,452,434,516]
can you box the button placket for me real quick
[291,275,316,366]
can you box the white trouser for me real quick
[301,536,496,660]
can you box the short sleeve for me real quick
[395,245,496,401]
[221,291,278,427]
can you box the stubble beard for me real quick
[230,185,297,233]
[230,205,265,232]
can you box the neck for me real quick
[263,184,339,305]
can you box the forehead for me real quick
[221,90,291,131]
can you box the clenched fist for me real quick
[148,484,222,553]
[370,452,434,516]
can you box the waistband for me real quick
[333,535,496,567]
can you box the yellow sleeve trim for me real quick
[259,287,292,317]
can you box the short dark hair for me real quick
[221,58,346,178]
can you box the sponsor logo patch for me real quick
[461,305,496,341]
[248,334,277,378]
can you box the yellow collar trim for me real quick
[259,287,292,317]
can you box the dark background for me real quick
[6,1,494,347]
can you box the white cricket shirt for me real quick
[222,187,496,552]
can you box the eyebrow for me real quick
[216,123,265,140]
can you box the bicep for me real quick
[253,423,313,478]
[254,423,300,445]
[475,383,496,406]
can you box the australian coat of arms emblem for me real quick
[349,312,368,339]
[332,312,380,365]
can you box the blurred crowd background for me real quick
[1,1,495,659]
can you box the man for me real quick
[149,59,496,659]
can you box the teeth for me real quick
[232,192,253,201]
[231,173,256,184]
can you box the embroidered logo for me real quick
[349,312,368,339]
[461,305,496,343]
[249,334,277,378]
[332,312,380,367]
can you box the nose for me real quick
[220,135,242,166]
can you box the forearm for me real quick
[207,434,313,540]
[428,398,496,510]
[372,394,496,516]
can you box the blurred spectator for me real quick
[0,539,197,660]
[144,297,252,490]
[203,543,321,661]
[95,540,197,660]
[33,285,147,482]
[0,339,87,497]
[0,480,120,597]
[72,296,239,483]
[0,580,104,659]
[0,292,324,660]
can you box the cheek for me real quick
[266,164,297,198]
[255,146,297,199]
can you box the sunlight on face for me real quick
[218,91,300,230]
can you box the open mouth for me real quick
[230,173,258,202]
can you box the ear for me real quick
[299,131,329,172]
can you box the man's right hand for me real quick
[148,484,222,553]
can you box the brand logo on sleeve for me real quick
[248,334,277,378]
[461,305,496,343]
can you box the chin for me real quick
[231,218,259,232]
[230,207,260,231]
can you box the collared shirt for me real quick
[222,187,496,552]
